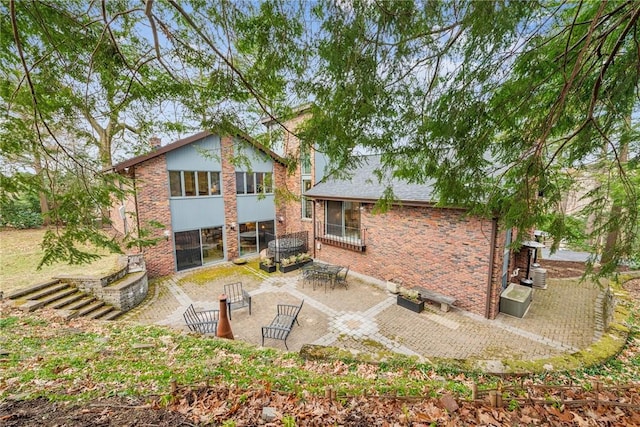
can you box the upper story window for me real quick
[236,171,273,195]
[169,171,221,197]
[302,179,312,219]
[301,147,311,175]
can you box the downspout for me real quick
[312,200,317,258]
[484,217,498,319]
[132,169,142,253]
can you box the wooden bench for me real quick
[261,300,304,350]
[416,288,456,312]
[183,303,219,334]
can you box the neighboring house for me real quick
[110,131,290,277]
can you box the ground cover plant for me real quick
[1,228,639,424]
[1,275,638,425]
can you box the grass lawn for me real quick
[0,228,122,295]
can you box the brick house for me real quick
[112,113,518,319]
[110,130,290,277]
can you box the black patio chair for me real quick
[335,266,350,289]
[223,282,252,320]
[183,304,219,334]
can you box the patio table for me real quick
[301,263,343,292]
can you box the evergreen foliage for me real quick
[2,1,638,274]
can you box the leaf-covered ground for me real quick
[1,278,638,426]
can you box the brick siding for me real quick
[221,136,239,260]
[132,155,174,277]
[313,202,501,317]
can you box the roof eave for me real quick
[111,129,285,173]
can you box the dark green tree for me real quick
[299,1,639,275]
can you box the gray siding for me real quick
[314,151,328,184]
[236,195,276,223]
[166,135,221,170]
[233,139,273,172]
[170,198,225,231]
[167,134,277,233]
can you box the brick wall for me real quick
[133,156,174,277]
[221,136,239,260]
[313,202,499,317]
[277,113,315,239]
[486,221,505,319]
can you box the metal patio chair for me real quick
[223,282,252,320]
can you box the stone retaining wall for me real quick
[56,255,148,312]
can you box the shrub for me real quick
[0,192,43,229]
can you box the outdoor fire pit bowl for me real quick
[268,238,304,262]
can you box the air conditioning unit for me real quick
[533,268,547,289]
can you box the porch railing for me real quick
[315,222,366,252]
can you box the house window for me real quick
[169,171,182,197]
[326,201,361,239]
[302,179,312,219]
[201,227,224,264]
[236,172,274,195]
[301,148,311,175]
[175,230,202,271]
[256,172,273,193]
[210,172,220,195]
[236,172,245,194]
[169,171,221,197]
[239,222,257,255]
[183,171,196,196]
[197,171,208,196]
[246,173,256,194]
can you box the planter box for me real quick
[397,295,424,313]
[279,262,301,273]
[259,263,276,273]
[279,259,311,273]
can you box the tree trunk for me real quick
[32,149,50,226]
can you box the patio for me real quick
[120,263,603,364]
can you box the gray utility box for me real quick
[500,283,532,318]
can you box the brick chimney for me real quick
[149,136,161,149]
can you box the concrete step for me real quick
[86,305,115,320]
[65,296,97,312]
[23,282,74,301]
[75,301,105,318]
[7,279,61,299]
[49,292,86,309]
[36,288,78,307]
[100,309,123,321]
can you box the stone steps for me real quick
[8,280,121,321]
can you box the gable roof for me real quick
[111,129,285,172]
[304,155,438,205]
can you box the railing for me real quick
[265,231,309,263]
[315,222,366,252]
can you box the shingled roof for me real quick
[304,155,437,205]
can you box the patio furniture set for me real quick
[301,262,350,292]
[182,281,307,349]
[183,281,250,334]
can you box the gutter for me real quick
[485,217,498,319]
